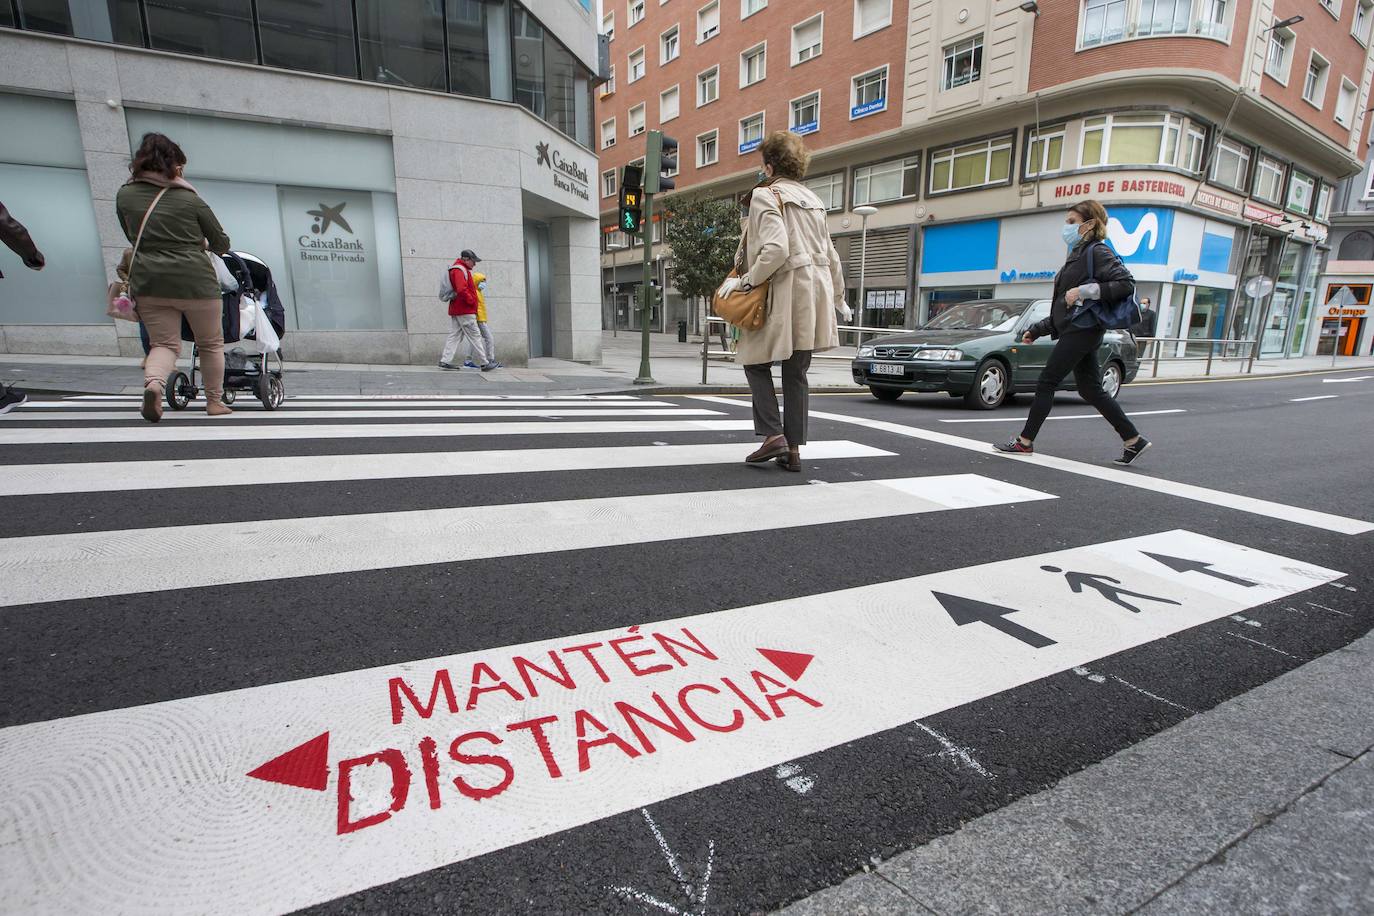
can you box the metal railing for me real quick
[1134,337,1257,377]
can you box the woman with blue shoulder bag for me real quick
[994,200,1152,466]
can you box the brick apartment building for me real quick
[598,0,1374,360]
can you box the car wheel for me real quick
[963,360,1008,410]
[870,386,902,402]
[1099,361,1123,400]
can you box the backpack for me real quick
[1072,242,1142,331]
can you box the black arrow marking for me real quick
[1141,552,1258,587]
[933,591,1057,649]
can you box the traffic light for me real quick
[645,130,678,193]
[619,186,643,234]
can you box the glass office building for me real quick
[0,0,603,365]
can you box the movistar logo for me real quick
[1000,269,1017,283]
[1108,211,1159,257]
[1173,268,1199,282]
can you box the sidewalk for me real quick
[1,331,1371,396]
[780,630,1374,915]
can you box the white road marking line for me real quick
[698,399,1374,535]
[61,394,644,401]
[1327,582,1358,592]
[938,409,1186,424]
[0,531,1339,914]
[911,722,993,778]
[11,407,720,421]
[1229,614,1262,628]
[1306,600,1354,618]
[0,419,757,445]
[773,763,816,795]
[1226,631,1299,659]
[20,399,679,410]
[0,442,894,497]
[1075,665,1196,713]
[1321,376,1372,383]
[1289,395,1338,402]
[0,474,1053,607]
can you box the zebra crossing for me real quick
[0,393,1353,915]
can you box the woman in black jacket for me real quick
[994,200,1151,465]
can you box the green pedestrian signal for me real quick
[619,187,643,234]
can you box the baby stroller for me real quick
[164,251,288,411]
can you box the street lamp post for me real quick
[853,205,878,346]
[604,242,625,337]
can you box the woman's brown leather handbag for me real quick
[712,187,781,332]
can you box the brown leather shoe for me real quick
[775,447,801,472]
[745,436,788,463]
[205,399,233,417]
[140,382,163,424]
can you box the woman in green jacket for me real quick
[116,133,233,422]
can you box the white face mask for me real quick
[1061,222,1083,247]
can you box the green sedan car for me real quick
[851,298,1141,409]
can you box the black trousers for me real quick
[1021,329,1139,442]
[744,349,812,445]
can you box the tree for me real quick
[663,194,742,336]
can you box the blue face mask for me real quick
[1061,223,1083,248]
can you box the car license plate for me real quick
[871,362,904,376]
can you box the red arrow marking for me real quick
[757,648,814,681]
[248,732,330,791]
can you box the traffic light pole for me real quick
[634,190,656,384]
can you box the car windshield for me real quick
[923,301,1029,332]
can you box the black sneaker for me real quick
[438,362,459,370]
[993,438,1033,454]
[1114,437,1151,466]
[0,386,28,415]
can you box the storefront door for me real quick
[524,220,553,358]
[1261,244,1305,357]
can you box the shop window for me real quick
[792,15,823,64]
[13,0,144,44]
[930,136,1012,194]
[257,0,358,78]
[698,1,720,41]
[629,103,646,137]
[1303,52,1330,107]
[697,66,719,105]
[602,169,617,198]
[1252,154,1285,204]
[660,85,680,122]
[741,43,767,86]
[739,112,765,154]
[1080,113,1182,168]
[853,155,919,205]
[628,47,646,82]
[1266,26,1295,82]
[942,37,983,90]
[697,129,719,166]
[1337,79,1358,127]
[851,66,888,118]
[742,0,766,18]
[1208,136,1251,190]
[629,0,645,27]
[660,24,679,63]
[791,92,820,135]
[805,172,844,211]
[143,0,257,63]
[854,0,892,38]
[1026,127,1064,177]
[1287,170,1316,215]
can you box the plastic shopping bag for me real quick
[253,298,281,353]
[239,294,257,338]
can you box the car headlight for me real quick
[858,346,875,358]
[913,348,964,361]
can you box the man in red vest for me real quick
[439,249,497,371]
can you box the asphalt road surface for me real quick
[0,369,1369,915]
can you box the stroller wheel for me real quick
[222,388,237,405]
[262,375,285,410]
[166,372,191,410]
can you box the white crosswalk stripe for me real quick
[10,407,724,421]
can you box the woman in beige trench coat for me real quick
[718,132,852,471]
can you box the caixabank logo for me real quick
[536,139,591,202]
[299,201,365,264]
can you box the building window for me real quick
[1196,0,1230,38]
[854,0,892,38]
[602,64,616,97]
[942,36,983,90]
[1287,170,1316,215]
[1337,79,1358,126]
[1183,125,1206,172]
[1137,0,1190,36]
[1316,183,1332,221]
[853,155,919,205]
[739,112,765,153]
[356,0,445,91]
[697,65,719,105]
[851,66,888,118]
[741,42,767,86]
[1253,154,1285,203]
[1208,136,1251,190]
[930,136,1013,194]
[790,92,821,135]
[1265,27,1295,82]
[1026,127,1065,177]
[698,1,720,42]
[1080,113,1182,167]
[257,0,358,78]
[793,14,823,64]
[1304,53,1329,107]
[805,172,845,210]
[1356,0,1373,45]
[697,129,719,166]
[660,85,680,121]
[1319,0,1340,17]
[602,169,617,198]
[629,47,646,82]
[629,103,646,136]
[742,0,767,18]
[661,24,679,63]
[602,117,617,149]
[602,11,615,41]
[1081,0,1128,46]
[629,0,645,26]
